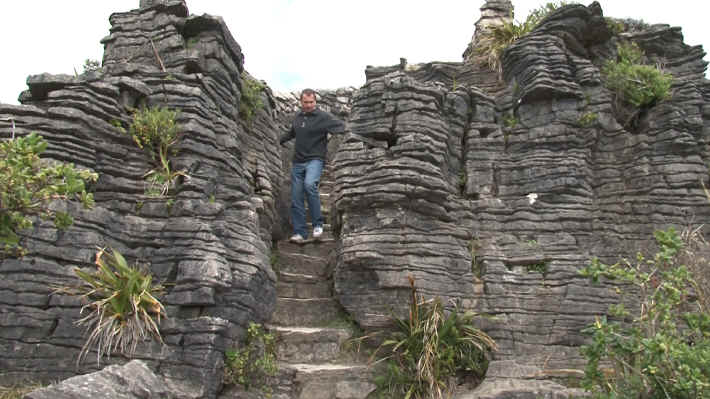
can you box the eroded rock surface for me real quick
[26,360,175,399]
[1,0,709,398]
[333,1,710,391]
[1,1,282,397]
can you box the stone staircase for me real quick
[268,166,375,399]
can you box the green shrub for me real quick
[605,17,626,35]
[370,277,496,399]
[526,261,548,275]
[239,73,265,124]
[579,228,710,398]
[577,112,598,127]
[503,114,518,129]
[477,2,569,77]
[0,132,97,257]
[61,248,166,367]
[120,106,186,196]
[602,42,672,108]
[224,322,277,394]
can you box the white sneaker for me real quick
[289,234,305,243]
[313,226,323,239]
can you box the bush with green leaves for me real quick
[224,322,277,394]
[120,106,186,196]
[579,228,710,398]
[61,248,166,367]
[0,132,97,257]
[477,1,569,77]
[239,73,265,124]
[602,42,672,109]
[577,112,598,128]
[369,277,496,399]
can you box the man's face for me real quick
[300,94,316,113]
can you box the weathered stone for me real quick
[1,2,278,398]
[26,360,176,399]
[2,1,710,398]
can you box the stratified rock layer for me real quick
[333,1,710,384]
[0,2,283,398]
[1,0,709,398]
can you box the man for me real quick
[280,89,345,243]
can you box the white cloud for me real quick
[0,1,707,104]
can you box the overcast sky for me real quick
[0,1,707,104]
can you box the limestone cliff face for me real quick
[1,0,709,398]
[0,2,282,397]
[333,0,710,382]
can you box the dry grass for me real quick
[678,224,710,312]
[0,382,46,399]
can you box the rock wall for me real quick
[0,2,284,397]
[1,0,709,397]
[333,1,710,380]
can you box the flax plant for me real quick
[63,247,166,367]
[477,2,569,78]
[370,276,496,399]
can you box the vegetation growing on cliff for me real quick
[0,132,97,257]
[580,228,710,398]
[477,1,570,77]
[602,42,672,130]
[603,42,672,108]
[118,106,186,196]
[224,322,277,395]
[369,277,496,399]
[61,247,166,367]
[239,72,265,124]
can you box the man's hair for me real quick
[300,88,317,100]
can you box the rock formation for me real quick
[1,1,282,397]
[334,2,710,396]
[1,0,709,398]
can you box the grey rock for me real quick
[2,1,710,398]
[1,3,278,398]
[26,360,176,399]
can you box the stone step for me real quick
[278,241,336,267]
[285,223,335,240]
[272,326,351,363]
[272,298,342,327]
[277,272,332,299]
[277,250,332,277]
[278,363,375,399]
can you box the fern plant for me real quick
[62,247,166,367]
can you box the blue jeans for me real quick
[291,159,324,238]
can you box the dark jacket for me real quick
[279,108,345,163]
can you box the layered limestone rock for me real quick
[1,0,709,398]
[333,1,710,390]
[0,2,283,398]
[365,0,512,104]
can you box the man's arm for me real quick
[323,112,346,134]
[279,125,295,145]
